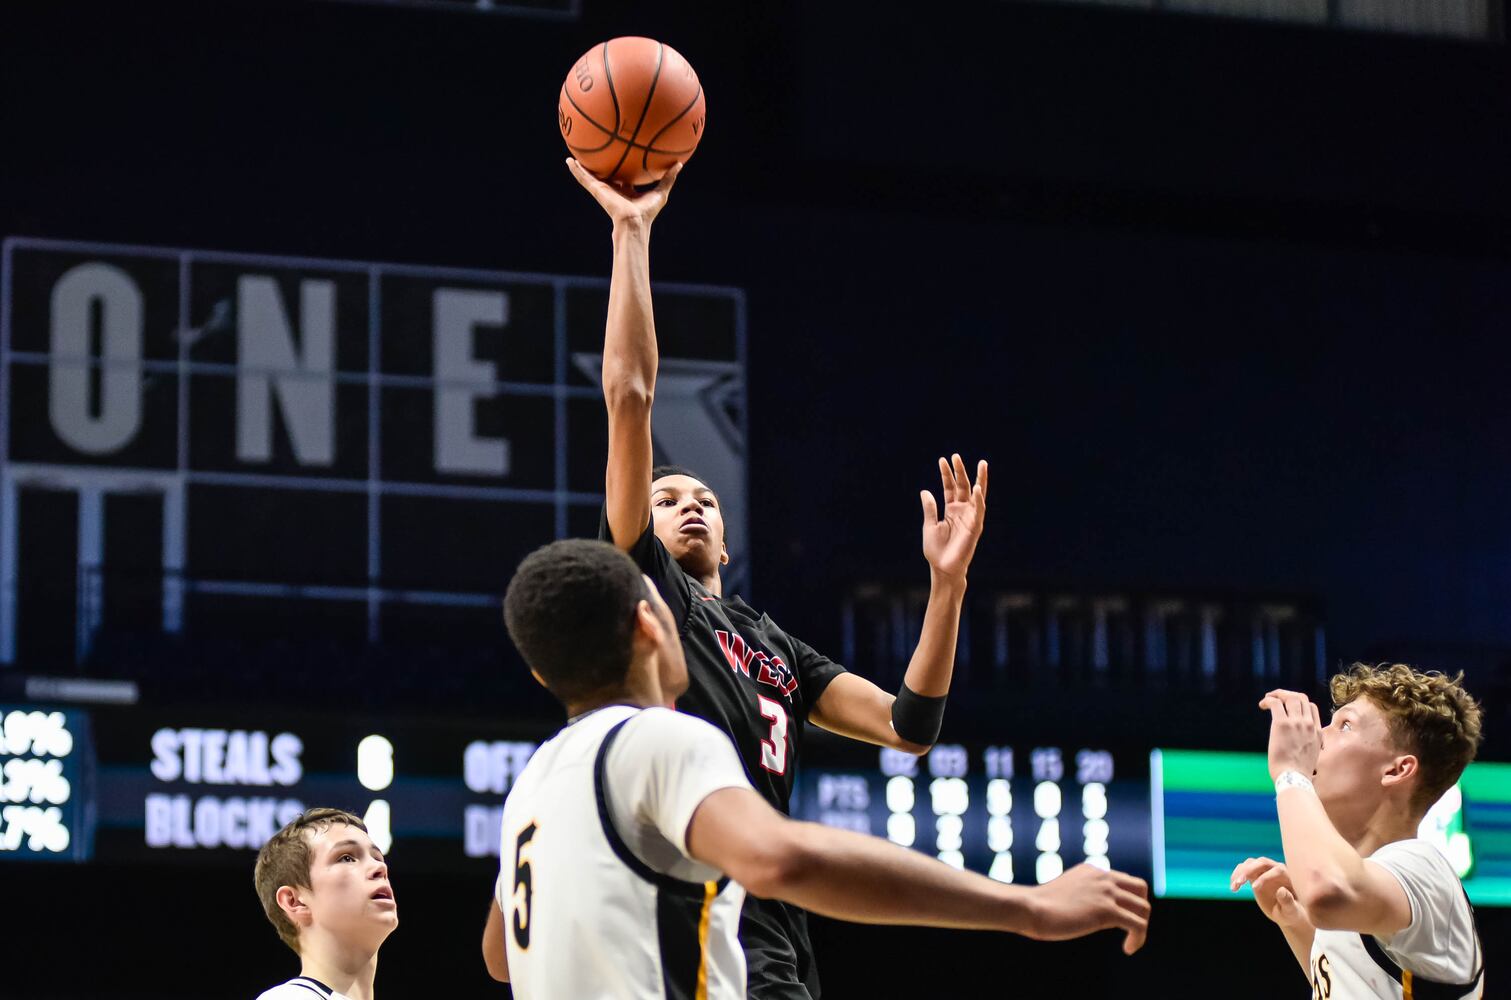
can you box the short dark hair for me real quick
[652,465,718,501]
[503,539,647,703]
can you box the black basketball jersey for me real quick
[606,518,847,815]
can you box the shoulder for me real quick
[620,706,734,752]
[255,981,331,1000]
[1368,839,1458,882]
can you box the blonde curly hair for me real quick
[1330,663,1483,812]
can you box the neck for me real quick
[700,569,723,596]
[563,673,669,719]
[298,935,380,1000]
[1339,798,1422,857]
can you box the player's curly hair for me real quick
[503,539,648,704]
[1330,662,1483,812]
[254,807,369,953]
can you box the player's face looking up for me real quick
[288,823,397,948]
[1315,698,1416,818]
[651,474,727,581]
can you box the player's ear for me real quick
[633,599,665,646]
[719,542,729,567]
[277,885,313,928]
[1382,754,1419,790]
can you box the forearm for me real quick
[603,218,658,401]
[901,573,967,697]
[1278,920,1315,977]
[1276,787,1366,902]
[763,820,1033,933]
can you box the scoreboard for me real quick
[6,701,1508,908]
[0,237,748,666]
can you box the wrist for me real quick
[612,217,651,242]
[1274,770,1315,796]
[928,568,968,598]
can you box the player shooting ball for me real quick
[567,153,1134,1000]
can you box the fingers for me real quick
[975,459,989,504]
[1113,871,1148,899]
[657,160,684,195]
[938,457,954,503]
[1114,892,1150,954]
[1230,856,1277,890]
[920,490,938,525]
[951,453,969,501]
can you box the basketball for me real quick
[558,37,706,187]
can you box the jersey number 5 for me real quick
[757,695,789,775]
[512,821,537,950]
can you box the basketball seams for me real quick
[560,37,701,183]
[602,40,621,138]
[639,82,703,171]
[605,40,664,181]
[560,86,618,154]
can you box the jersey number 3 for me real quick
[757,695,789,775]
[512,822,537,950]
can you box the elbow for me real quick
[892,736,933,756]
[603,374,654,415]
[1295,875,1356,930]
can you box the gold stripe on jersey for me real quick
[695,880,717,1000]
[1402,969,1413,1000]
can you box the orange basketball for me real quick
[558,37,706,187]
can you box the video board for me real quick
[5,703,1505,907]
[0,237,747,668]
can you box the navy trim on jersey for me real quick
[592,716,731,899]
[658,886,712,1000]
[1357,885,1483,1000]
[287,978,333,998]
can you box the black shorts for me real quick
[741,895,821,1000]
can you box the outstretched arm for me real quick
[810,456,988,752]
[686,786,1148,952]
[566,158,682,550]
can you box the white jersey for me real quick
[255,977,349,1000]
[1309,840,1484,1000]
[495,705,753,1000]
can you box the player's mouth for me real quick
[679,519,709,536]
[370,885,395,903]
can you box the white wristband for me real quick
[1275,770,1315,795]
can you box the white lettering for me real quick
[144,794,303,849]
[48,263,143,454]
[149,729,181,782]
[433,288,509,476]
[463,740,536,794]
[236,276,335,466]
[270,733,303,785]
[465,804,504,858]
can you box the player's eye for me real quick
[700,498,716,508]
[339,853,357,862]
[655,498,675,506]
[1340,721,1351,731]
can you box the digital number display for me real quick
[793,744,1151,885]
[6,701,1508,910]
[0,707,92,860]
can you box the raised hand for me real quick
[565,157,681,229]
[1258,689,1323,782]
[920,454,988,583]
[1027,863,1151,955]
[1231,857,1312,930]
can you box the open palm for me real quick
[921,454,988,581]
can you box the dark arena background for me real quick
[3,1,1510,996]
